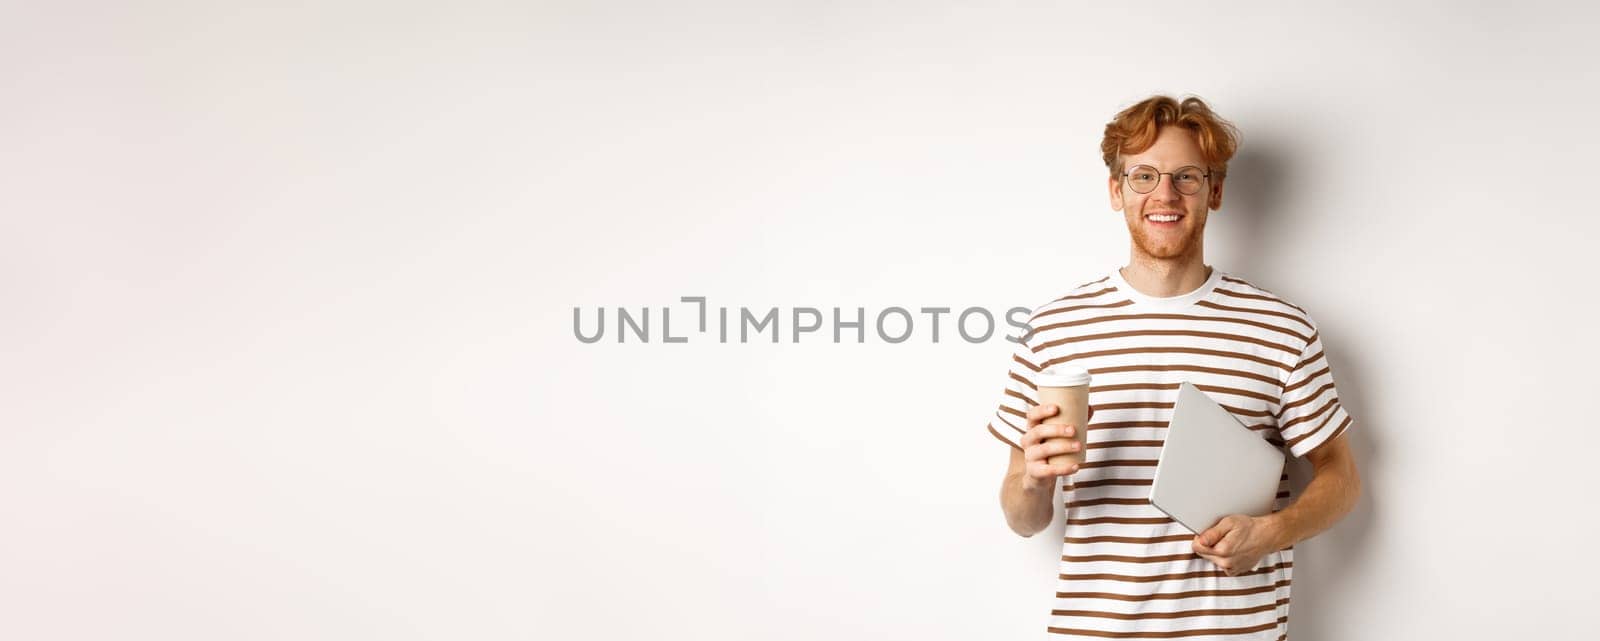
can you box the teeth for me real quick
[1147,214,1181,222]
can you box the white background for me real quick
[5,1,1598,639]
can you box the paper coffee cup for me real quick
[1037,366,1091,467]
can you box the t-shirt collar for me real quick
[1108,265,1222,310]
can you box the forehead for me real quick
[1122,127,1205,168]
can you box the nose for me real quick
[1151,172,1182,200]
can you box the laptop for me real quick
[1148,381,1287,534]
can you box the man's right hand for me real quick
[1018,403,1093,491]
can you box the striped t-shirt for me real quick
[987,267,1352,640]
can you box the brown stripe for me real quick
[1282,366,1330,394]
[1035,313,1309,343]
[1286,405,1343,449]
[1175,383,1280,403]
[1059,561,1292,584]
[1201,384,1277,404]
[1062,553,1201,564]
[1011,370,1037,391]
[1292,345,1325,374]
[1082,381,1277,404]
[1046,619,1284,638]
[1096,402,1174,411]
[1000,404,1026,420]
[1195,299,1313,332]
[1092,400,1273,419]
[1015,353,1042,372]
[1056,580,1290,601]
[1328,415,1352,443]
[1037,329,1298,356]
[1088,439,1165,450]
[1035,299,1137,321]
[1279,381,1336,413]
[1089,364,1284,387]
[1065,498,1160,510]
[1051,599,1287,620]
[1067,514,1167,525]
[1050,346,1290,373]
[1280,397,1337,432]
[1056,286,1118,302]
[1088,421,1170,430]
[1078,459,1158,470]
[1217,285,1308,314]
[1005,388,1035,408]
[1067,480,1156,492]
[1063,532,1192,544]
[1243,421,1285,439]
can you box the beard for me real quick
[1126,213,1206,260]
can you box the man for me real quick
[988,95,1362,639]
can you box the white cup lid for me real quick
[1036,365,1090,387]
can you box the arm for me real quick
[998,403,1091,537]
[1263,432,1362,549]
[1001,445,1054,537]
[1192,432,1362,574]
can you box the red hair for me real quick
[1101,95,1240,180]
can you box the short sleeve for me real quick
[986,332,1043,450]
[1277,325,1354,458]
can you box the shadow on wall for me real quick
[1222,139,1382,641]
[1213,145,1290,278]
[1280,331,1380,641]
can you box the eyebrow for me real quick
[1127,164,1205,170]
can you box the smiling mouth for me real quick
[1145,213,1185,224]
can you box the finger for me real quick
[1030,428,1081,450]
[1026,403,1059,423]
[1198,520,1236,547]
[1019,424,1051,449]
[1028,461,1079,480]
[1048,437,1082,456]
[1027,443,1060,463]
[1214,526,1246,555]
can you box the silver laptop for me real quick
[1148,382,1286,534]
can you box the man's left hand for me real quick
[1192,514,1280,576]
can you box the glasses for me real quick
[1122,165,1211,195]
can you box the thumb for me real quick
[1198,522,1231,546]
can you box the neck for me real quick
[1120,254,1212,298]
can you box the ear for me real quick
[1109,174,1125,211]
[1208,176,1225,211]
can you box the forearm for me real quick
[1000,470,1055,537]
[1264,455,1361,550]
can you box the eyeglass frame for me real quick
[1119,164,1213,196]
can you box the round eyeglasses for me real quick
[1122,165,1211,195]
